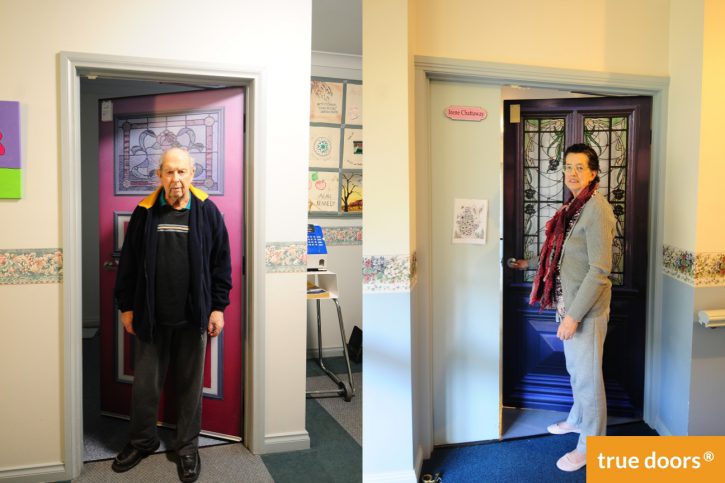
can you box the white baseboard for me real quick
[415,444,425,478]
[262,430,310,454]
[363,469,418,483]
[306,346,344,359]
[0,463,66,482]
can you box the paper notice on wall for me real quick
[101,100,113,122]
[452,198,487,245]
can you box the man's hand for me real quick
[208,310,225,337]
[121,310,135,335]
[557,314,579,340]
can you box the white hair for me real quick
[157,148,194,170]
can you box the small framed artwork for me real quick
[310,80,344,124]
[340,172,363,213]
[309,126,341,169]
[342,128,363,169]
[308,171,340,213]
[345,83,363,125]
[452,198,488,245]
[114,211,133,255]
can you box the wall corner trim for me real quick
[261,431,311,454]
[0,463,66,482]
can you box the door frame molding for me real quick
[59,51,266,479]
[414,56,669,464]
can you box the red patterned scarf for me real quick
[529,180,598,309]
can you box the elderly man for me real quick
[112,147,232,482]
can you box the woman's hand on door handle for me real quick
[506,258,529,270]
[121,310,135,335]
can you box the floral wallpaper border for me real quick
[363,253,417,293]
[662,245,725,287]
[265,242,307,273]
[322,226,362,246]
[0,248,63,285]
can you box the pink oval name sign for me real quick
[445,105,487,121]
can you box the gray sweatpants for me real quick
[129,323,208,456]
[563,314,608,454]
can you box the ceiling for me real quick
[312,0,362,56]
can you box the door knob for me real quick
[103,259,119,271]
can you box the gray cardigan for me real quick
[531,191,616,321]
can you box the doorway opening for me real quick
[80,77,248,461]
[60,52,263,477]
[500,87,652,439]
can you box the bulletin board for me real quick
[309,77,363,217]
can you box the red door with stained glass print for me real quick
[98,88,244,439]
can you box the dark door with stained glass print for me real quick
[502,96,651,417]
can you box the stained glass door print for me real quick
[503,96,652,419]
[99,87,245,439]
[115,110,223,195]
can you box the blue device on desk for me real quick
[307,224,328,270]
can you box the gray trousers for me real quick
[562,314,608,454]
[129,324,207,456]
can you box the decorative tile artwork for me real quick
[0,101,21,198]
[115,110,224,195]
[309,77,362,216]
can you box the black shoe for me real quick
[111,442,158,472]
[177,452,201,482]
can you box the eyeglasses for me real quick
[562,165,590,174]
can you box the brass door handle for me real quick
[103,259,119,271]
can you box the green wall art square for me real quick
[0,100,21,199]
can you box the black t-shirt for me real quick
[155,204,190,326]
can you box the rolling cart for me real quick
[307,270,356,402]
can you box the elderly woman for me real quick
[510,143,616,472]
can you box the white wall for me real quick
[0,0,312,477]
[429,80,502,444]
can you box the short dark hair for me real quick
[564,143,600,183]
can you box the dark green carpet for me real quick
[261,398,362,483]
[306,355,362,377]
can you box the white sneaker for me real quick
[556,449,587,472]
[547,421,581,435]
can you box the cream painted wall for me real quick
[696,0,725,252]
[665,0,704,251]
[0,0,311,474]
[363,0,413,256]
[0,285,62,468]
[412,0,670,76]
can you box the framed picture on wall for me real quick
[308,76,362,217]
[113,211,133,255]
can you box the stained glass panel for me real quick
[584,116,629,285]
[522,117,566,281]
[520,114,629,286]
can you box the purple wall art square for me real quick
[0,101,21,199]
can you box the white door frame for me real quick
[59,51,267,479]
[414,56,669,462]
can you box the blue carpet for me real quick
[421,422,658,483]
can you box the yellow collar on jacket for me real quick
[138,185,209,209]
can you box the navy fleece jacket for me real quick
[114,186,232,342]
